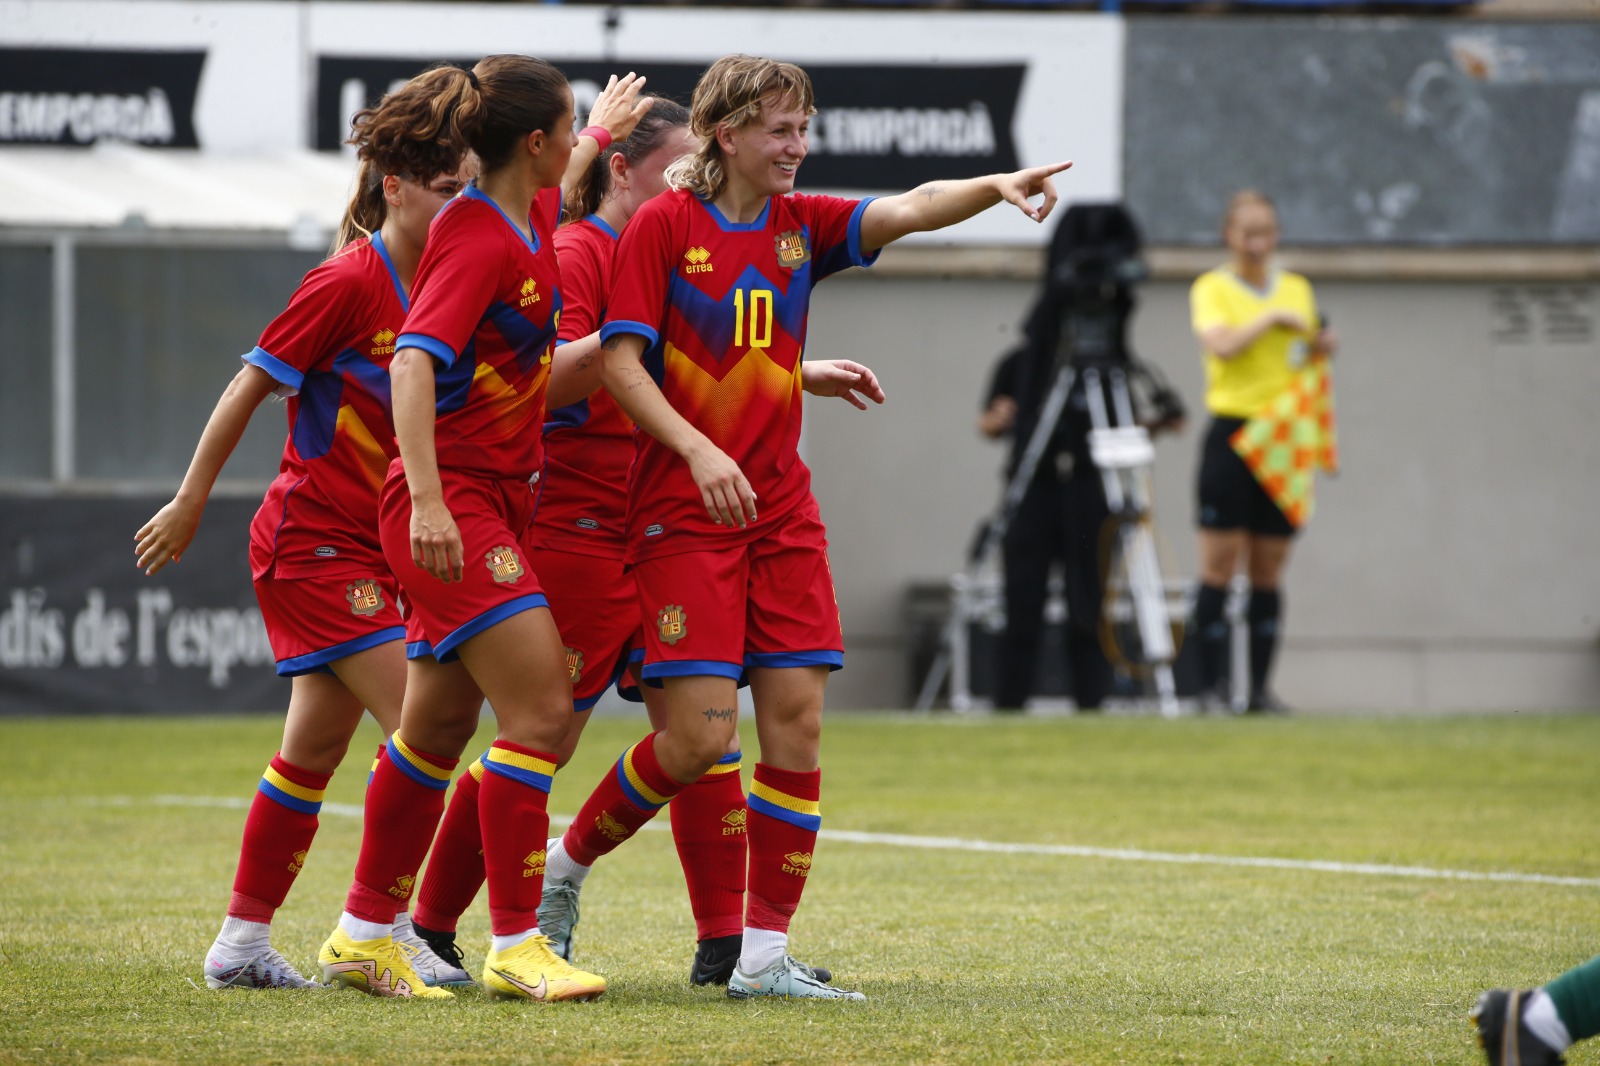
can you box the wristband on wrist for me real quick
[579,125,613,152]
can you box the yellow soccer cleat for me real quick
[317,927,454,999]
[482,934,607,1002]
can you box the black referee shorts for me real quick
[1196,416,1297,538]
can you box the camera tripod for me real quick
[914,357,1181,716]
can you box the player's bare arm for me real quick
[859,160,1074,253]
[391,346,464,583]
[135,363,279,575]
[799,359,887,411]
[599,331,758,528]
[562,72,653,195]
[546,330,605,408]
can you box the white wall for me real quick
[805,262,1600,712]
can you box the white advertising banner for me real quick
[0,1,1122,245]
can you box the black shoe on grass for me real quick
[1472,989,1566,1066]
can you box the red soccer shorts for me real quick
[254,568,405,676]
[524,543,644,711]
[634,498,843,684]
[379,459,547,663]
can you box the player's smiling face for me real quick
[726,95,809,197]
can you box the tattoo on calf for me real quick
[702,707,737,723]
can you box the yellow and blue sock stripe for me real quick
[387,735,453,792]
[466,756,486,784]
[748,779,821,832]
[704,751,742,780]
[616,742,673,812]
[259,765,326,815]
[483,744,554,794]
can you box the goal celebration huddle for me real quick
[133,51,1070,1003]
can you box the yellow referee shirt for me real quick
[1190,267,1318,419]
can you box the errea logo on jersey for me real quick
[519,277,541,307]
[370,328,396,356]
[683,246,713,274]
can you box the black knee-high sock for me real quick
[1247,588,1282,698]
[1192,583,1230,693]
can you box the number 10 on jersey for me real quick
[733,287,774,349]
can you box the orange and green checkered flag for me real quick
[1229,357,1338,528]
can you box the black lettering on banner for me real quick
[314,57,1023,187]
[0,48,205,147]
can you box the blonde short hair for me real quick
[664,54,816,201]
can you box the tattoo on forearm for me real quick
[624,369,651,391]
[702,707,736,722]
[918,184,945,201]
[576,354,595,371]
[602,337,622,351]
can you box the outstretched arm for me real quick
[599,333,757,529]
[859,161,1073,254]
[134,364,278,575]
[800,359,886,411]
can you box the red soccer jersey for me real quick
[245,233,407,580]
[526,214,634,559]
[601,189,878,563]
[395,183,563,481]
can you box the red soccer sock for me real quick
[562,732,686,867]
[745,763,821,933]
[412,756,487,934]
[478,740,562,936]
[344,735,457,925]
[228,754,332,924]
[669,752,747,941]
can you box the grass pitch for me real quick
[0,711,1596,1065]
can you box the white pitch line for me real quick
[113,795,1600,889]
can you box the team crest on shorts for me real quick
[657,604,687,645]
[345,577,385,617]
[564,646,584,684]
[775,229,811,268]
[484,545,525,583]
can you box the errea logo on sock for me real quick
[597,811,628,842]
[722,809,747,836]
[523,848,546,879]
[288,849,308,874]
[781,851,812,877]
[387,874,414,899]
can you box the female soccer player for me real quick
[1187,190,1338,713]
[313,55,650,1002]
[409,98,871,987]
[536,53,1070,1001]
[132,66,478,990]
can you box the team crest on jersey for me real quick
[345,577,385,617]
[564,646,584,684]
[519,277,541,307]
[657,604,687,645]
[370,328,396,356]
[484,545,525,583]
[775,229,811,268]
[683,246,713,274]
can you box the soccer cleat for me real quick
[1472,990,1567,1066]
[691,935,832,987]
[204,942,321,990]
[482,934,606,1002]
[537,866,582,961]
[393,915,473,987]
[727,954,863,1002]
[317,927,454,999]
[1246,689,1292,715]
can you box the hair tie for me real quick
[465,68,481,90]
